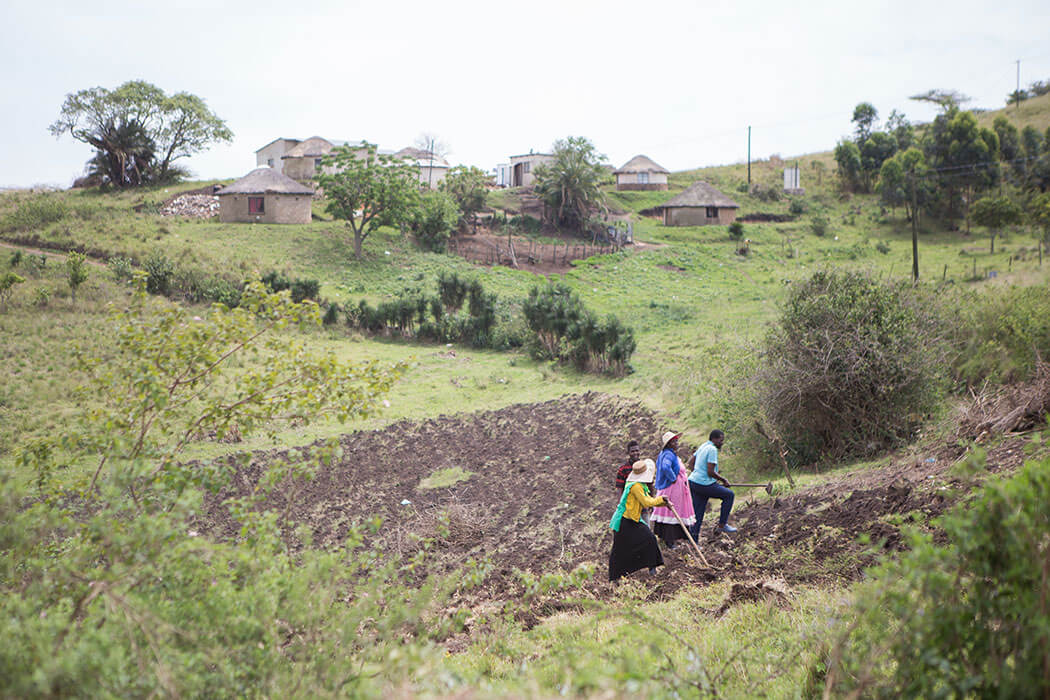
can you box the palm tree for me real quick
[85,118,156,188]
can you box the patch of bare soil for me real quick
[196,391,1036,627]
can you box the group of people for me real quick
[608,429,737,581]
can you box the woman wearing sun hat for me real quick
[648,431,696,549]
[608,458,668,581]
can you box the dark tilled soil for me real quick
[197,393,1031,618]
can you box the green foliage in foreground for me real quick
[824,452,1050,697]
[0,280,436,697]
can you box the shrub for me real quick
[757,270,947,461]
[0,272,25,310]
[810,214,830,237]
[728,221,745,240]
[260,271,319,303]
[437,271,468,314]
[875,240,891,255]
[749,182,782,202]
[0,195,68,232]
[788,198,808,215]
[949,285,1050,385]
[411,190,458,252]
[509,214,542,234]
[66,251,89,303]
[826,454,1050,697]
[107,256,135,283]
[322,302,340,326]
[144,252,175,296]
[9,250,22,268]
[33,286,51,307]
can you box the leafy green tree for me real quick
[878,148,933,280]
[1029,192,1050,243]
[923,109,999,228]
[971,195,1023,253]
[851,102,878,142]
[886,109,914,151]
[859,132,897,191]
[533,136,608,231]
[834,140,863,191]
[49,80,232,186]
[315,143,420,259]
[65,251,89,304]
[908,88,972,112]
[410,190,458,252]
[440,165,489,231]
[0,271,25,310]
[1006,88,1030,107]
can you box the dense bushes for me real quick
[522,281,636,376]
[757,270,947,461]
[410,191,459,252]
[824,453,1050,696]
[0,195,69,232]
[948,285,1050,385]
[260,270,320,303]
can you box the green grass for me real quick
[418,466,474,490]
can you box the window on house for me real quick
[638,172,650,184]
[706,206,718,218]
[523,162,531,173]
[267,158,274,168]
[248,197,265,214]
[314,158,323,169]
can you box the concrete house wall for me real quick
[509,153,554,187]
[219,194,312,224]
[615,172,669,191]
[663,206,738,227]
[255,139,299,175]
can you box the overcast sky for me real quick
[3,0,1049,188]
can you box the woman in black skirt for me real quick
[608,459,669,581]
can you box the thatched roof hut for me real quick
[614,154,669,191]
[217,168,314,224]
[660,181,740,226]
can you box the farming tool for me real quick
[666,501,711,569]
[731,482,774,496]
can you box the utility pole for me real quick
[1016,59,1021,112]
[911,172,919,282]
[747,126,752,186]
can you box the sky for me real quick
[2,0,1049,188]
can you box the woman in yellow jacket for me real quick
[608,459,669,581]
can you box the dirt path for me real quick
[0,240,108,267]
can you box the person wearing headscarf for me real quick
[608,459,668,581]
[648,431,697,549]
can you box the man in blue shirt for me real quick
[687,429,736,538]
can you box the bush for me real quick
[826,453,1050,697]
[509,214,542,234]
[411,191,458,252]
[749,182,782,202]
[0,195,68,232]
[810,214,830,237]
[728,221,745,240]
[143,253,175,296]
[788,198,808,215]
[9,250,22,268]
[107,256,135,283]
[757,270,947,461]
[949,285,1050,385]
[260,271,319,303]
[875,240,891,255]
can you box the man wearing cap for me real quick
[688,429,736,538]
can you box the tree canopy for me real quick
[49,80,232,187]
[440,165,489,231]
[315,143,420,259]
[533,136,608,232]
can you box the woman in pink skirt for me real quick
[649,431,696,548]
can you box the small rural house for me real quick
[613,155,669,191]
[394,147,450,189]
[255,138,300,175]
[254,137,370,182]
[507,152,554,187]
[217,167,315,224]
[659,181,740,226]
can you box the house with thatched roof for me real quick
[394,147,450,189]
[659,181,740,226]
[613,155,669,191]
[217,167,315,224]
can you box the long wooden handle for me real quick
[667,501,710,568]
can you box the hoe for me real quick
[731,482,774,496]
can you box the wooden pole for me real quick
[667,502,710,568]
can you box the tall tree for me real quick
[886,110,914,151]
[852,102,878,142]
[923,109,999,228]
[315,143,420,259]
[49,80,232,186]
[859,132,897,191]
[971,195,1022,253]
[878,148,932,281]
[533,136,608,231]
[834,140,863,192]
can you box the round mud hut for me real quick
[659,181,739,226]
[613,154,670,191]
[217,167,315,224]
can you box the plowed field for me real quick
[200,393,1029,620]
